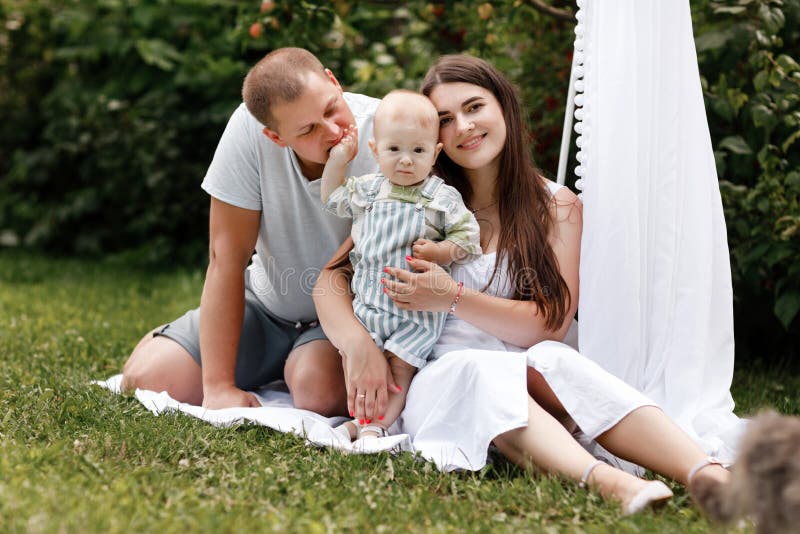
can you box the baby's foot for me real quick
[333,419,360,442]
[359,423,389,439]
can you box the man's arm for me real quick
[200,196,262,409]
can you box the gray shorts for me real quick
[155,271,328,390]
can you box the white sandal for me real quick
[579,459,606,488]
[333,420,390,442]
[332,419,361,442]
[580,459,673,515]
[623,480,673,515]
[687,456,725,483]
[358,424,389,439]
[686,455,727,514]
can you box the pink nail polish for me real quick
[378,416,384,421]
[359,419,364,425]
[349,410,354,417]
[380,278,385,284]
[383,267,389,273]
[366,419,372,424]
[405,255,413,261]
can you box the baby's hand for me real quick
[412,239,442,264]
[328,125,359,166]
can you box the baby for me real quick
[321,90,481,440]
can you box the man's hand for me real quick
[202,384,261,409]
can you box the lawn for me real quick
[1,250,797,533]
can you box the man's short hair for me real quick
[242,47,326,129]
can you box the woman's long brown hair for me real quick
[421,54,570,331]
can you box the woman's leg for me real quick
[595,406,730,486]
[493,396,667,507]
[526,364,729,487]
[526,367,576,431]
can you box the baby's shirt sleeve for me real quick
[324,176,359,219]
[440,186,482,263]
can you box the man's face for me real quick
[263,70,355,177]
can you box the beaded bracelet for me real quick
[448,281,465,315]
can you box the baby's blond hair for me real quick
[373,90,439,139]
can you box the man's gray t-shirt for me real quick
[201,92,380,323]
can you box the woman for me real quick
[313,55,730,513]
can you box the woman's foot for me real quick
[622,480,674,515]
[686,457,731,520]
[585,462,673,515]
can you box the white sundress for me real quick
[398,183,655,473]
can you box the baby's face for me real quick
[371,113,441,187]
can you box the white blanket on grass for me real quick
[93,340,649,476]
[93,375,413,455]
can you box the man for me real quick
[121,48,380,412]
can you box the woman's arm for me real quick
[313,237,399,422]
[384,189,582,348]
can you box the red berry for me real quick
[249,22,263,39]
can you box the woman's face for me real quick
[427,82,507,174]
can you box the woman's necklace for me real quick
[469,200,498,214]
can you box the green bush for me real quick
[1,0,797,359]
[693,0,800,358]
[0,0,574,267]
[0,0,257,264]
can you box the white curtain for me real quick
[574,0,745,462]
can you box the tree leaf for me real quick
[135,39,183,71]
[776,54,800,73]
[758,4,786,34]
[714,6,747,15]
[719,135,753,155]
[694,30,734,52]
[774,291,800,330]
[781,129,800,153]
[754,70,769,92]
[752,104,777,129]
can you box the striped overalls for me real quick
[349,174,448,368]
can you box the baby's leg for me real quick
[360,351,416,437]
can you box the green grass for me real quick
[1,250,798,533]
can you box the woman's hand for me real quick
[382,256,459,312]
[340,340,400,424]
